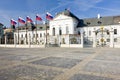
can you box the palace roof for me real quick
[78,15,120,27]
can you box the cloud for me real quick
[57,0,103,11]
[56,0,120,18]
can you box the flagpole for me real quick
[18,21,19,44]
[35,20,37,44]
[45,15,48,47]
[26,22,28,45]
[10,20,12,44]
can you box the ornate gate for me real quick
[95,27,110,47]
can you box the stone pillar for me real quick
[68,34,70,47]
[80,29,84,48]
[93,31,96,47]
[81,31,84,48]
[28,34,31,48]
[5,34,7,47]
[110,29,114,48]
[58,35,61,47]
[25,34,28,45]
[14,34,16,47]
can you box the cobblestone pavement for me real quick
[0,47,120,80]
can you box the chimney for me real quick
[97,14,100,19]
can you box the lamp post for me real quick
[101,26,104,47]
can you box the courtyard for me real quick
[0,47,120,80]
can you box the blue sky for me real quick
[0,0,120,27]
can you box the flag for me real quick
[46,12,53,20]
[18,17,25,24]
[11,19,17,25]
[26,16,33,23]
[36,14,42,21]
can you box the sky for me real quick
[0,0,120,27]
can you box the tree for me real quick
[11,25,15,29]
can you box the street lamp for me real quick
[101,26,104,47]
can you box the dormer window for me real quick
[87,22,91,25]
[97,21,102,24]
[39,27,43,29]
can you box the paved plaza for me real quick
[0,47,120,80]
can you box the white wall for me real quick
[49,14,78,36]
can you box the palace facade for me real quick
[14,10,120,48]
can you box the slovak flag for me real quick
[36,14,42,21]
[11,19,17,25]
[46,12,53,20]
[26,16,33,23]
[18,17,25,24]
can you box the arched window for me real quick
[53,28,55,36]
[59,27,62,35]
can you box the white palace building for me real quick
[13,10,120,48]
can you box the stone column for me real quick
[58,35,61,47]
[5,34,7,47]
[81,31,84,48]
[80,29,84,48]
[110,29,114,48]
[25,34,28,45]
[14,34,16,47]
[28,34,31,48]
[93,31,96,47]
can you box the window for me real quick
[47,26,49,29]
[114,29,117,34]
[84,32,86,36]
[25,34,27,38]
[97,21,102,24]
[40,33,42,37]
[107,30,109,35]
[36,34,38,38]
[66,27,69,34]
[52,28,55,36]
[87,22,91,25]
[114,38,117,42]
[89,31,91,36]
[0,30,1,34]
[21,34,23,38]
[39,27,43,29]
[44,33,45,36]
[59,27,62,35]
[33,34,35,38]
[107,38,110,42]
[78,31,80,35]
